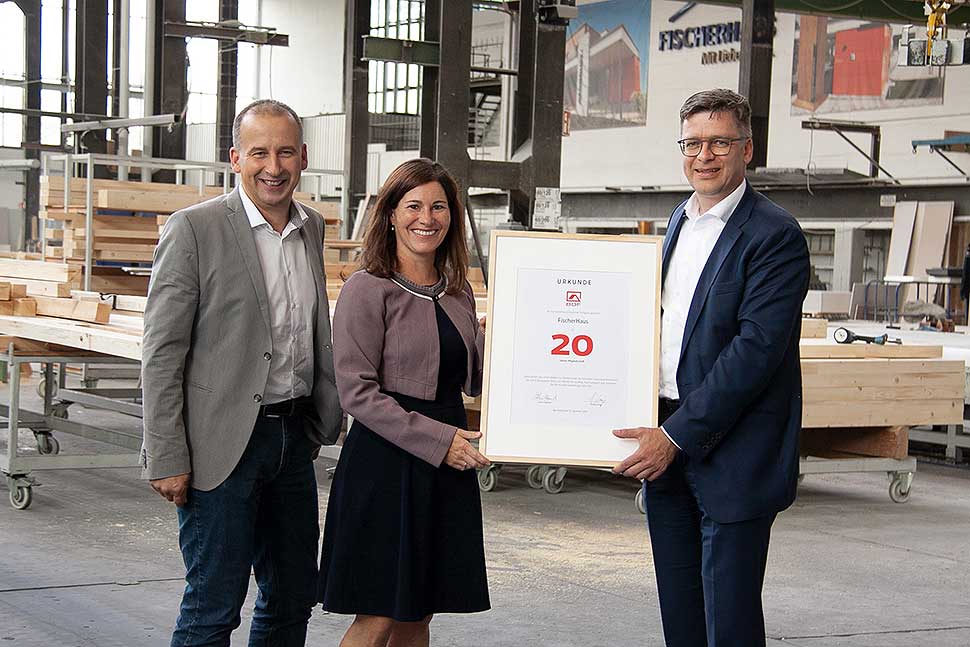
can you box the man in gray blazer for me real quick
[141,99,341,647]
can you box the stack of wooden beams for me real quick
[0,258,78,298]
[800,343,963,460]
[40,176,220,264]
[0,281,35,316]
[42,177,342,297]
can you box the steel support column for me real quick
[434,0,473,183]
[217,0,239,164]
[525,14,567,227]
[738,0,773,169]
[508,2,536,224]
[75,0,110,156]
[21,0,41,245]
[152,0,187,168]
[344,0,370,233]
[419,0,441,160]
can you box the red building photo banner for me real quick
[791,17,944,115]
[565,0,651,130]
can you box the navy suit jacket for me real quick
[660,183,810,524]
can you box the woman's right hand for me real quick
[444,429,491,471]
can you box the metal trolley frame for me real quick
[0,342,142,509]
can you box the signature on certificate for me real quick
[586,392,608,407]
[532,391,558,404]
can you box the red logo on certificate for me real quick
[565,291,582,304]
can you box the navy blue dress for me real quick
[317,301,490,621]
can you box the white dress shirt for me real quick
[239,186,317,404]
[659,179,747,402]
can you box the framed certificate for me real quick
[479,230,663,467]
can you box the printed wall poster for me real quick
[791,16,944,115]
[564,0,651,129]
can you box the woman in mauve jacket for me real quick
[318,158,491,647]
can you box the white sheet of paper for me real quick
[509,268,631,428]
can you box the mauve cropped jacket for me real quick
[331,270,484,467]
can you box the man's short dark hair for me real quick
[232,99,303,149]
[679,89,752,138]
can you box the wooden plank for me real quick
[0,335,110,357]
[800,317,827,339]
[0,315,142,360]
[803,399,962,427]
[802,360,965,389]
[33,296,111,324]
[0,259,78,282]
[885,201,917,277]
[97,189,212,213]
[804,383,964,401]
[87,269,149,296]
[799,344,942,359]
[42,176,223,194]
[801,426,908,459]
[0,277,73,298]
[903,201,953,302]
[73,227,160,241]
[0,299,37,317]
[0,283,9,300]
[71,291,147,313]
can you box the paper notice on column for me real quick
[509,268,631,428]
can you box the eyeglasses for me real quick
[677,137,748,157]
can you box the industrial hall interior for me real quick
[2,0,970,646]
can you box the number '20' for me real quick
[551,334,593,357]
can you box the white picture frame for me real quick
[479,230,663,467]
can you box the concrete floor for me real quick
[1,380,969,647]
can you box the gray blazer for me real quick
[141,187,342,491]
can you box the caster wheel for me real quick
[889,478,911,503]
[36,378,58,398]
[542,467,567,494]
[478,466,498,492]
[10,485,32,510]
[798,474,805,485]
[526,465,546,489]
[635,488,646,514]
[51,404,69,420]
[36,435,60,456]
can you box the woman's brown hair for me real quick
[357,158,468,294]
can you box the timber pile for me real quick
[800,343,963,460]
[0,259,78,299]
[42,177,341,296]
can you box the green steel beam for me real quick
[361,36,441,67]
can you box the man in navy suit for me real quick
[613,89,810,646]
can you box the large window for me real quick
[184,0,260,125]
[0,3,25,148]
[368,0,424,115]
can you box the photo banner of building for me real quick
[564,0,651,130]
[791,17,945,115]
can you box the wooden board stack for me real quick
[41,176,216,264]
[41,176,342,296]
[801,344,963,461]
[0,281,36,316]
[0,259,78,299]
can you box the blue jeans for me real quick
[171,414,319,647]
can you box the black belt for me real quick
[258,396,313,418]
[659,398,680,423]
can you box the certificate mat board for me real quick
[480,231,662,467]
